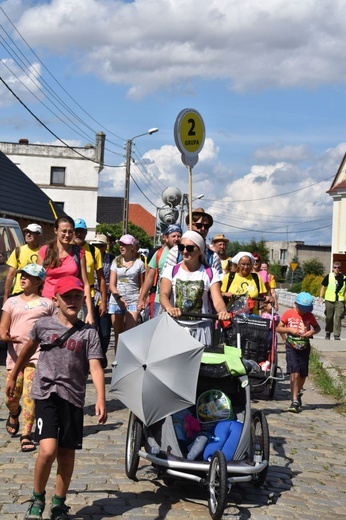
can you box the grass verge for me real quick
[310,348,346,415]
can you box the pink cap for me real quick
[118,234,136,245]
[55,276,84,295]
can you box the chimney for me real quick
[19,139,29,144]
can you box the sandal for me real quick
[20,434,36,453]
[6,405,22,436]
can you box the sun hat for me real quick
[74,218,87,230]
[23,223,43,235]
[18,263,46,281]
[55,276,84,295]
[118,234,136,246]
[211,233,229,244]
[295,292,314,313]
[91,233,108,245]
[164,224,182,236]
[232,251,255,265]
[185,207,213,227]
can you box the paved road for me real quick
[0,336,345,519]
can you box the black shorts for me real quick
[286,343,310,377]
[34,393,84,450]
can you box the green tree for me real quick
[96,222,153,255]
[285,256,304,286]
[302,257,325,276]
[268,261,285,283]
[227,239,269,260]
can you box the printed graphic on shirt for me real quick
[175,279,204,313]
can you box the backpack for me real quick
[153,246,165,289]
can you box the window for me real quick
[280,249,287,263]
[54,202,64,210]
[50,167,66,185]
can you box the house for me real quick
[0,133,105,238]
[0,150,65,238]
[97,196,156,238]
[266,240,331,275]
[327,152,346,271]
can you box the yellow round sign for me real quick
[174,108,205,157]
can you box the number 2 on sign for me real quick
[188,118,196,136]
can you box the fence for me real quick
[276,289,325,319]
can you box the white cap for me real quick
[23,223,43,235]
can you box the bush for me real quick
[289,282,302,294]
[301,274,324,297]
[309,276,324,297]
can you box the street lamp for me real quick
[179,193,204,226]
[122,127,159,235]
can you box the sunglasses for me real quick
[333,266,340,269]
[25,231,40,235]
[194,222,210,230]
[178,244,196,253]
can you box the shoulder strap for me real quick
[225,271,236,293]
[71,244,81,278]
[40,320,84,351]
[153,247,164,287]
[15,246,21,262]
[172,262,181,278]
[252,272,260,294]
[89,243,96,264]
[205,266,213,282]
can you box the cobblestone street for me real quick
[0,341,345,519]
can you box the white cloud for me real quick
[0,59,42,107]
[12,0,346,99]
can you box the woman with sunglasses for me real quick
[162,208,223,275]
[160,230,229,345]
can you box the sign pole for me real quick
[174,108,205,228]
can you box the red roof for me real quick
[129,204,155,237]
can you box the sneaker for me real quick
[24,495,45,520]
[287,400,300,413]
[50,503,70,520]
[334,336,340,340]
[325,333,331,340]
[297,392,303,408]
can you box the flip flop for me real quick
[6,405,22,437]
[20,435,36,453]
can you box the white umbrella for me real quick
[110,313,205,426]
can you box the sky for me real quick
[0,0,345,246]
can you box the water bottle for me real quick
[187,435,208,460]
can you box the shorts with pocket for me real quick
[34,393,84,449]
[285,342,310,377]
[108,301,138,314]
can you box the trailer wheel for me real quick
[125,412,143,480]
[208,450,228,520]
[251,410,269,487]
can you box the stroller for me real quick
[223,295,284,398]
[123,314,270,520]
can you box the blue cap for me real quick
[164,224,182,236]
[18,263,46,281]
[74,218,87,230]
[295,292,314,312]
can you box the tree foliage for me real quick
[96,222,153,255]
[302,257,325,276]
[285,256,304,285]
[227,239,269,260]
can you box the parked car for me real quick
[0,218,25,309]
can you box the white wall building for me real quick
[0,133,105,238]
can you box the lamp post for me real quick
[122,128,159,235]
[180,193,204,226]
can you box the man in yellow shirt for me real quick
[3,223,42,303]
[73,218,107,319]
[319,261,346,340]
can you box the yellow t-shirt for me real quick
[6,244,40,294]
[221,272,267,314]
[268,273,277,289]
[83,244,103,296]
